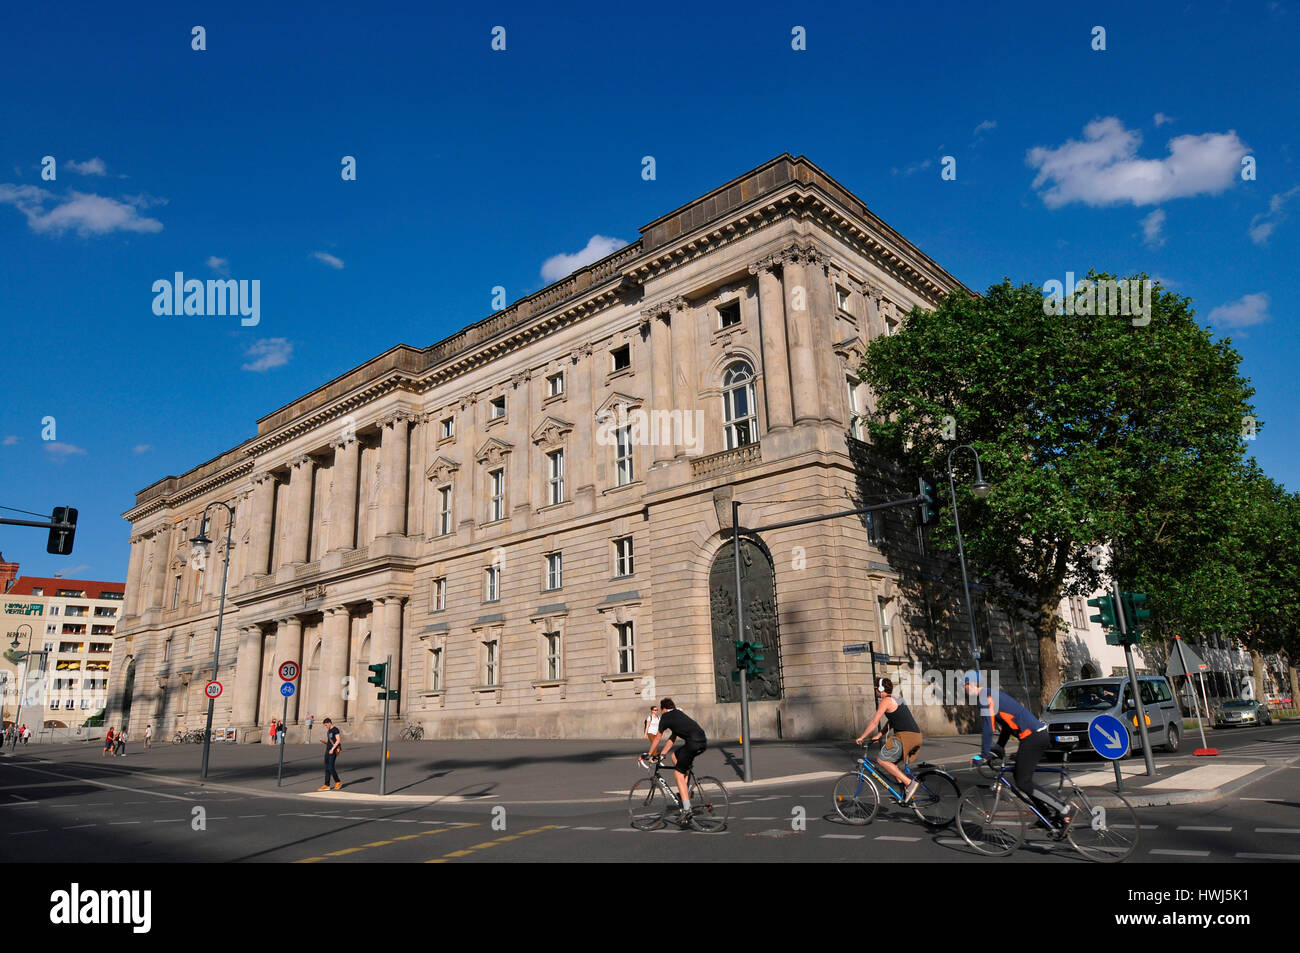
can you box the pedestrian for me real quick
[317,717,342,791]
[144,724,152,750]
[269,722,276,745]
[306,713,314,744]
[22,724,30,745]
[115,728,127,757]
[102,727,115,757]
[278,719,286,744]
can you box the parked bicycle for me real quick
[832,741,960,827]
[171,729,208,744]
[399,723,424,741]
[955,744,1139,862]
[628,754,729,832]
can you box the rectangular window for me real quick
[836,285,851,311]
[46,624,57,635]
[100,591,123,600]
[65,699,75,710]
[866,512,883,546]
[194,569,204,602]
[484,565,500,603]
[547,372,564,397]
[846,378,865,440]
[616,621,635,674]
[614,536,634,577]
[49,605,59,616]
[545,553,563,591]
[490,395,507,419]
[171,576,181,610]
[432,577,447,612]
[163,639,171,662]
[616,426,634,486]
[484,638,499,686]
[877,597,894,656]
[437,485,453,536]
[430,647,443,692]
[611,344,630,372]
[94,607,117,617]
[50,699,59,710]
[440,416,454,440]
[80,698,90,710]
[717,300,741,328]
[489,469,505,522]
[547,449,565,505]
[186,634,194,657]
[545,631,562,680]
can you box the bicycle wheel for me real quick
[832,770,881,825]
[628,778,668,830]
[688,776,729,832]
[911,769,960,827]
[956,785,1025,856]
[413,726,424,741]
[1065,789,1139,863]
[399,729,411,741]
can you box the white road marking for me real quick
[1236,852,1300,860]
[1150,849,1210,857]
[152,819,185,823]
[1255,828,1300,834]
[608,828,638,833]
[1146,764,1259,790]
[1111,824,1159,830]
[1177,825,1232,831]
[572,826,605,831]
[10,829,47,835]
[109,821,141,825]
[1240,797,1285,802]
[875,835,922,842]
[63,824,96,830]
[821,833,865,840]
[6,763,192,802]
[237,815,266,819]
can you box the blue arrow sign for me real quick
[280,682,296,698]
[1088,713,1130,760]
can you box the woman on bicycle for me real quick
[854,677,923,802]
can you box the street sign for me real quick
[204,680,223,700]
[280,682,296,698]
[872,652,890,664]
[842,643,870,655]
[1088,713,1130,760]
[278,660,300,681]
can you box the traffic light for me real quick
[367,662,388,689]
[1121,592,1151,642]
[746,641,765,677]
[1088,595,1118,631]
[47,507,77,555]
[733,641,766,680]
[917,477,937,526]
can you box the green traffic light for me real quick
[1087,595,1118,630]
[917,477,937,526]
[367,662,387,687]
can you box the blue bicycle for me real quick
[832,742,960,827]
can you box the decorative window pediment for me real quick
[834,335,868,367]
[595,391,644,423]
[531,415,574,447]
[425,456,460,483]
[474,437,514,466]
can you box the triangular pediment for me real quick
[424,456,460,482]
[833,335,867,365]
[474,437,515,464]
[595,391,644,420]
[531,415,575,446]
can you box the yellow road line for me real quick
[292,822,477,862]
[428,824,559,863]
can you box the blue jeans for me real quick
[324,753,340,785]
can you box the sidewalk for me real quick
[8,730,1291,809]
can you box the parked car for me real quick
[1215,699,1273,727]
[1042,675,1183,754]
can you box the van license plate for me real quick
[1056,735,1079,743]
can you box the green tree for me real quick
[860,276,1256,707]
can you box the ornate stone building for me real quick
[107,154,1039,742]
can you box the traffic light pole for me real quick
[1113,580,1156,776]
[732,502,752,783]
[380,653,391,797]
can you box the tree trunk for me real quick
[1288,664,1299,713]
[1251,650,1266,701]
[1034,598,1063,713]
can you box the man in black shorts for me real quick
[644,698,707,823]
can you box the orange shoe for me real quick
[316,784,330,791]
[332,781,343,790]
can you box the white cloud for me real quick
[132,444,153,454]
[1027,117,1247,208]
[67,564,93,574]
[540,235,627,282]
[0,184,164,236]
[242,338,293,372]
[206,256,230,275]
[44,442,87,459]
[1207,293,1271,329]
[2,435,18,446]
[891,158,933,177]
[973,120,997,136]
[66,157,107,176]
[1154,113,1175,127]
[311,251,344,270]
[1248,185,1300,245]
[1140,208,1166,248]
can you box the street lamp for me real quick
[8,623,48,748]
[190,501,235,780]
[946,445,990,667]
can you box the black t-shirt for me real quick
[658,709,706,746]
[325,726,340,753]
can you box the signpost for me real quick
[204,681,222,700]
[277,662,299,787]
[1088,713,1131,792]
[1170,636,1218,756]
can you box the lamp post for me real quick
[945,445,990,668]
[190,501,235,780]
[8,624,48,748]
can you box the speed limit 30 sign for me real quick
[204,680,223,699]
[278,661,299,681]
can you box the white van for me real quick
[1041,676,1183,754]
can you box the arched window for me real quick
[722,361,757,449]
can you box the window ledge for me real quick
[531,678,568,689]
[543,392,567,406]
[437,435,456,447]
[602,480,642,496]
[606,367,634,386]
[418,689,445,698]
[470,684,503,694]
[536,501,571,515]
[601,672,640,683]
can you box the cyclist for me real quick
[963,670,1073,826]
[854,676,924,802]
[643,698,707,824]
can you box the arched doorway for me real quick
[709,539,782,703]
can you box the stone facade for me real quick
[107,154,1041,742]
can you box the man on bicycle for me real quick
[643,698,706,824]
[963,671,1073,826]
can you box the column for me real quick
[378,413,411,536]
[807,252,844,425]
[125,535,146,618]
[372,596,404,717]
[149,528,170,608]
[649,311,673,465]
[234,625,264,728]
[248,472,275,576]
[568,346,594,509]
[274,617,304,724]
[329,436,359,552]
[749,258,794,430]
[669,299,697,456]
[782,247,820,425]
[321,607,350,722]
[288,456,314,563]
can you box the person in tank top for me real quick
[854,676,925,803]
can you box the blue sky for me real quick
[2,1,1297,582]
